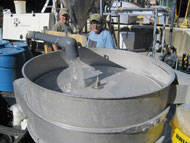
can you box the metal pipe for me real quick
[60,0,64,8]
[104,10,167,16]
[152,9,158,58]
[161,13,166,55]
[168,0,177,47]
[117,15,120,49]
[103,12,154,16]
[52,0,56,13]
[100,0,103,16]
[30,32,79,60]
[110,7,168,12]
[41,0,50,13]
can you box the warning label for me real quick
[171,127,190,143]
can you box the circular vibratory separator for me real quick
[14,48,175,143]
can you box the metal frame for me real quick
[100,1,174,58]
[41,0,64,21]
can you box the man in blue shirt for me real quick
[86,13,115,49]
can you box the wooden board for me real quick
[41,30,87,53]
[44,44,53,53]
[42,30,87,47]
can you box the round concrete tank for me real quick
[14,48,175,143]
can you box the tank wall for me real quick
[16,48,175,143]
[23,51,68,81]
[25,82,170,128]
[24,48,174,86]
[21,49,174,128]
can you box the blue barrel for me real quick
[7,41,33,61]
[0,40,9,48]
[0,47,25,92]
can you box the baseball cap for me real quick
[90,13,102,23]
[59,8,68,16]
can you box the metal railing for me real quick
[99,0,176,58]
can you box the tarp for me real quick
[165,27,190,57]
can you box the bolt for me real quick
[92,76,101,89]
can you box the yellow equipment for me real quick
[170,104,190,143]
[180,0,190,28]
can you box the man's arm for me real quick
[52,44,59,51]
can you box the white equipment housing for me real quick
[111,2,138,24]
[3,13,55,41]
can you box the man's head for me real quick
[59,8,69,24]
[90,13,102,34]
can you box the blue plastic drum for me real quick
[0,40,9,48]
[0,47,25,92]
[7,41,33,61]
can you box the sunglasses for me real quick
[62,14,69,17]
[91,23,101,27]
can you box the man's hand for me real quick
[52,44,59,51]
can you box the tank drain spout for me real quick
[28,32,79,60]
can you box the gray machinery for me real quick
[14,32,176,143]
[63,0,97,33]
[13,0,188,142]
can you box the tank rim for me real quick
[21,50,176,100]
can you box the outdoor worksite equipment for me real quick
[63,0,97,33]
[28,32,79,60]
[14,41,175,142]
